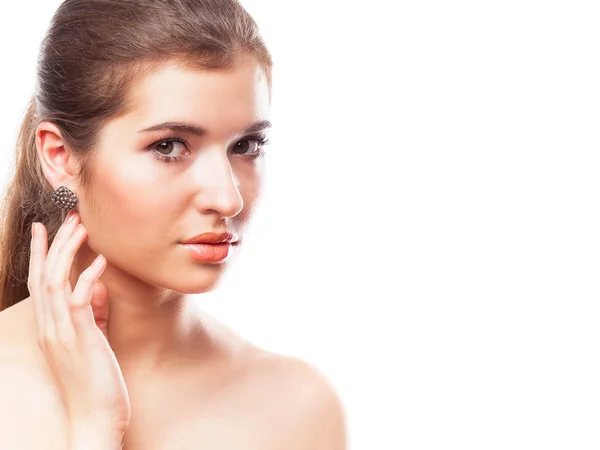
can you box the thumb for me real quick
[90,280,110,341]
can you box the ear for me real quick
[35,121,81,191]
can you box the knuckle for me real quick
[69,297,87,310]
[45,275,67,293]
[46,281,61,293]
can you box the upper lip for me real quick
[180,232,238,245]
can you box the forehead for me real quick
[119,55,270,134]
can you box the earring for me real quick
[51,185,79,210]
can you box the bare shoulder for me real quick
[239,350,348,450]
[0,297,38,361]
[182,310,348,448]
[0,298,70,449]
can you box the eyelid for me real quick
[147,135,190,148]
[238,132,270,144]
[147,132,270,155]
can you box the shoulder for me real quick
[0,299,70,448]
[0,296,51,389]
[0,297,38,361]
[241,351,348,450]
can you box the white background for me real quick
[1,1,599,449]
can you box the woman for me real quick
[0,1,347,448]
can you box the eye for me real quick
[147,134,270,164]
[232,135,270,160]
[149,137,190,163]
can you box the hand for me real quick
[28,210,131,439]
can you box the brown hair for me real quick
[0,0,272,311]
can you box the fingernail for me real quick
[66,211,77,223]
[92,254,105,268]
[32,222,38,238]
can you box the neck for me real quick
[70,245,214,375]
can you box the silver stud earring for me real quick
[51,185,79,210]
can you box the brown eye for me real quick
[233,140,257,155]
[148,137,190,163]
[155,140,185,156]
[232,136,269,157]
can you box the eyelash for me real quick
[148,134,271,164]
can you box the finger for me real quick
[48,222,89,342]
[89,279,110,339]
[44,212,80,277]
[70,254,107,340]
[40,213,79,349]
[42,212,80,336]
[28,222,48,335]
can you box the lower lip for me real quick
[181,243,232,262]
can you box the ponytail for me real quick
[0,95,46,311]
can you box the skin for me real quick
[0,54,347,449]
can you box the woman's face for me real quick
[75,54,271,294]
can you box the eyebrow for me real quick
[138,119,272,136]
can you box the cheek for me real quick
[87,167,175,241]
[241,176,261,201]
[238,159,263,192]
[99,155,176,209]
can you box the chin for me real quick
[174,264,229,294]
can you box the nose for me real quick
[191,149,244,218]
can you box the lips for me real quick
[180,232,238,245]
[182,242,231,262]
